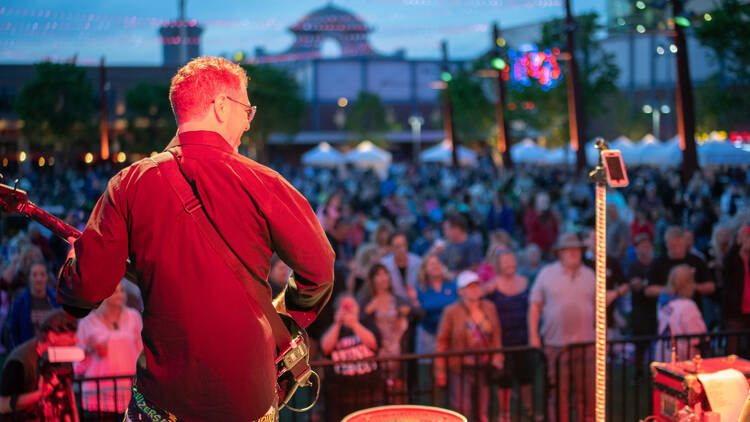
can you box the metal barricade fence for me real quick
[556,330,750,422]
[281,346,549,422]
[65,330,750,422]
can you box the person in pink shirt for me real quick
[75,281,142,420]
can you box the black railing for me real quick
[64,329,750,422]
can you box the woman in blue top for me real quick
[412,253,457,356]
[484,249,534,422]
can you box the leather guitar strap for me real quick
[149,149,293,352]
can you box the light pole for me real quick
[409,115,424,163]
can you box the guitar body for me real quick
[0,179,318,412]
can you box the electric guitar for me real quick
[0,176,318,412]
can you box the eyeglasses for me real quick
[226,96,257,121]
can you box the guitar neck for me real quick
[19,202,139,284]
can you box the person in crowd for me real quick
[656,265,708,361]
[412,253,457,356]
[630,210,655,247]
[0,310,78,420]
[411,224,436,257]
[436,271,503,422]
[477,230,513,283]
[362,264,413,391]
[75,281,143,420]
[440,214,483,274]
[486,192,515,235]
[582,229,630,337]
[371,220,395,258]
[381,232,421,302]
[707,224,733,296]
[518,243,543,285]
[2,246,45,301]
[316,190,342,232]
[351,243,387,300]
[647,226,715,313]
[722,224,750,356]
[523,192,559,256]
[606,203,630,264]
[320,294,380,422]
[683,230,706,261]
[628,233,658,337]
[484,249,535,422]
[529,232,595,422]
[4,261,60,349]
[268,253,290,298]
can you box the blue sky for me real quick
[0,0,607,65]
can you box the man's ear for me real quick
[213,94,229,123]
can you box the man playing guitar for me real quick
[55,57,335,421]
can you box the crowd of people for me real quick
[0,156,748,421]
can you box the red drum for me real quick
[342,405,467,422]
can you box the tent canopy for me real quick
[698,139,750,166]
[511,138,549,164]
[344,141,392,179]
[301,142,343,167]
[420,140,478,166]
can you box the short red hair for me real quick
[169,56,248,124]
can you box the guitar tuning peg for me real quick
[13,179,18,192]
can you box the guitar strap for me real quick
[148,149,293,353]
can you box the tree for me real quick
[693,0,750,130]
[242,64,307,162]
[14,62,95,150]
[497,13,620,147]
[124,82,176,153]
[442,70,495,142]
[345,91,389,140]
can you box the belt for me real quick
[124,385,277,422]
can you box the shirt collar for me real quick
[167,131,234,154]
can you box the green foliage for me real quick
[345,91,389,139]
[242,64,307,146]
[611,92,651,141]
[14,62,95,149]
[442,70,495,142]
[124,82,175,152]
[693,0,750,130]
[540,13,620,121]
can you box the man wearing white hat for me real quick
[528,232,595,422]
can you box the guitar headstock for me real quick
[0,173,30,215]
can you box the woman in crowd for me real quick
[413,253,457,356]
[320,293,380,421]
[484,249,534,422]
[362,264,413,396]
[436,271,503,422]
[4,260,59,349]
[656,264,707,361]
[75,281,143,420]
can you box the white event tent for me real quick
[344,141,392,179]
[301,142,343,168]
[420,140,478,166]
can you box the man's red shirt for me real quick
[58,131,335,421]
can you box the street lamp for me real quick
[409,115,424,163]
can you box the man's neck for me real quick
[178,123,237,152]
[561,263,579,275]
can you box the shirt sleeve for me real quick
[529,270,546,305]
[58,172,130,313]
[263,174,335,329]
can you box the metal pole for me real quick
[441,40,459,169]
[564,0,587,174]
[492,22,513,168]
[671,0,699,183]
[590,138,609,422]
[179,0,188,65]
[99,57,109,161]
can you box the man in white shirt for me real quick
[528,232,595,422]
